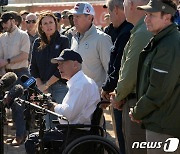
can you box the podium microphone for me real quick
[3,84,24,108]
[0,72,17,93]
[20,75,43,95]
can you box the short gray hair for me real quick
[106,0,124,11]
[26,13,38,20]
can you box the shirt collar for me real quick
[8,26,18,36]
[142,24,177,53]
[153,24,176,42]
[67,70,83,88]
[75,24,96,41]
[114,20,128,32]
[131,17,145,34]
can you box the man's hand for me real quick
[101,90,110,101]
[0,59,8,68]
[110,92,126,110]
[38,84,48,93]
[129,108,142,123]
[100,90,111,109]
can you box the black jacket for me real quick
[102,21,133,92]
[30,31,70,82]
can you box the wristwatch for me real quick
[7,58,11,64]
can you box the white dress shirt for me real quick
[54,70,100,124]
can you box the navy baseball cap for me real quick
[51,49,83,64]
[53,12,61,20]
[0,12,15,23]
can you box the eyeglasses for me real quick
[26,20,36,24]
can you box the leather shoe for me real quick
[11,136,26,146]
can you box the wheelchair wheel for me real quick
[62,135,120,154]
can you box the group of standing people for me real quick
[103,0,180,154]
[0,10,70,145]
[0,0,179,154]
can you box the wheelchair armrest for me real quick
[51,100,110,137]
[98,100,111,108]
[53,124,105,137]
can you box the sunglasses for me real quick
[26,20,36,24]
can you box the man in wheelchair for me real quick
[25,49,101,154]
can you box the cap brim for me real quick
[69,9,81,14]
[0,19,6,22]
[0,18,10,23]
[137,5,159,12]
[51,57,64,64]
[137,5,151,10]
[103,5,107,8]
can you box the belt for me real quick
[5,67,28,73]
[127,93,136,100]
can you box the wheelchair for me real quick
[27,100,120,154]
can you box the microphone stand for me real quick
[36,110,46,154]
[0,96,5,154]
[15,98,67,154]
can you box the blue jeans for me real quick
[11,68,30,138]
[45,81,68,129]
[113,108,125,154]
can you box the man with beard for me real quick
[0,12,30,146]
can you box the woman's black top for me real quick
[30,31,70,83]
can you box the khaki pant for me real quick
[122,98,147,154]
[146,130,180,154]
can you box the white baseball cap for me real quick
[70,2,95,16]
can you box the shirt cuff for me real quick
[114,92,125,102]
[54,104,63,115]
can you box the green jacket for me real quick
[115,17,152,102]
[132,24,180,137]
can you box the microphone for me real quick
[3,84,24,108]
[0,72,17,93]
[20,75,43,94]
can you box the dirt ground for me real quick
[3,108,116,154]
